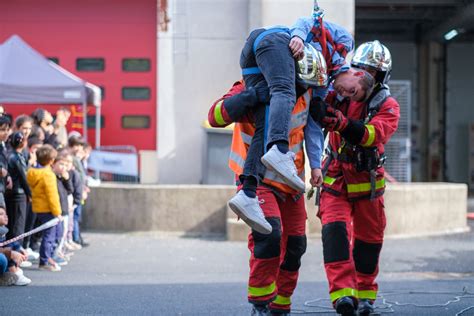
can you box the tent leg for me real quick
[82,100,87,142]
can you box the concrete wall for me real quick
[84,183,468,238]
[157,0,354,184]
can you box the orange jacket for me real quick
[26,166,62,216]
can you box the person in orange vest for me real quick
[308,40,400,316]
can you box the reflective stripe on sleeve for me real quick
[214,100,227,126]
[362,124,376,147]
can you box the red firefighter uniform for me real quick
[319,89,400,304]
[208,81,312,314]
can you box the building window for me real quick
[47,57,59,64]
[122,115,150,129]
[87,115,105,129]
[122,58,150,72]
[122,87,150,100]
[76,58,105,71]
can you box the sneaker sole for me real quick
[228,200,272,235]
[261,156,305,192]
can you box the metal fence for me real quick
[88,145,139,183]
[384,80,412,182]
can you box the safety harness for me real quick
[321,85,391,201]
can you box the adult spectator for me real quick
[54,107,71,148]
[31,109,60,149]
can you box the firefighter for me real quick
[208,50,327,315]
[308,40,399,316]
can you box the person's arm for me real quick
[71,171,83,206]
[43,171,62,217]
[15,158,32,198]
[290,16,315,43]
[208,81,268,127]
[304,116,325,170]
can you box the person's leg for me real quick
[319,191,358,312]
[0,253,7,274]
[37,213,55,266]
[269,193,307,314]
[247,186,283,309]
[353,196,386,314]
[73,204,82,243]
[254,32,296,152]
[5,195,15,240]
[12,196,27,243]
[22,201,35,249]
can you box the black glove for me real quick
[309,97,330,124]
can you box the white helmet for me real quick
[351,40,392,84]
[297,43,328,87]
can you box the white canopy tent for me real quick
[0,35,102,146]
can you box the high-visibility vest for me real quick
[228,91,311,195]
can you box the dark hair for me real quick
[68,136,85,148]
[28,137,43,148]
[36,144,57,166]
[30,125,45,140]
[15,115,33,129]
[31,108,47,125]
[0,115,11,128]
[10,132,25,150]
[55,148,72,162]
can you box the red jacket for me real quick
[323,91,400,200]
[208,81,253,127]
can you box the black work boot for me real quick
[357,299,374,316]
[251,304,269,316]
[335,296,356,316]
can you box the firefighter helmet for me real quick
[297,43,328,87]
[351,40,392,84]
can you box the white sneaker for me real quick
[228,191,272,234]
[261,144,306,192]
[20,261,33,268]
[14,272,31,286]
[26,248,40,261]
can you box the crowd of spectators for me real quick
[0,106,92,285]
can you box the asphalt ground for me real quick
[2,222,474,315]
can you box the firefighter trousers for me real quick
[247,186,307,313]
[318,190,386,304]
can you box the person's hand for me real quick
[289,36,305,60]
[309,97,329,124]
[310,168,323,187]
[82,191,88,200]
[0,167,7,178]
[62,171,70,180]
[10,250,26,265]
[20,248,28,256]
[57,215,64,222]
[6,176,12,190]
[321,107,349,132]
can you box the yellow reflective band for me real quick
[330,288,358,302]
[358,290,377,300]
[362,124,376,147]
[248,282,276,297]
[347,178,385,193]
[273,295,291,306]
[323,176,336,185]
[214,100,227,126]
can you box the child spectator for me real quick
[26,144,62,272]
[0,207,31,285]
[52,149,73,264]
[65,152,83,251]
[6,132,32,248]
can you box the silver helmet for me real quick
[297,43,328,87]
[351,40,392,84]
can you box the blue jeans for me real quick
[73,204,82,242]
[239,28,296,180]
[37,213,57,265]
[0,253,8,273]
